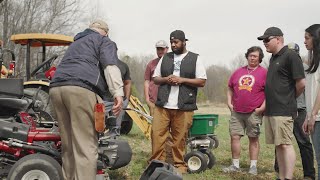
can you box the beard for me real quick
[172,46,184,55]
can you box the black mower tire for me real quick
[199,149,216,169]
[209,135,219,149]
[24,88,56,123]
[7,154,63,180]
[184,151,208,173]
[120,112,133,134]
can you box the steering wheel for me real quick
[30,54,58,77]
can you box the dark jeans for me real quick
[312,121,320,180]
[274,109,315,179]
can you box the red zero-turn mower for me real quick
[0,78,132,180]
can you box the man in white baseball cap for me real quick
[144,40,169,116]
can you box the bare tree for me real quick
[0,0,86,76]
[119,53,154,100]
[1,0,82,46]
[229,53,247,72]
[204,65,231,103]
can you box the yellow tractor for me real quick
[125,96,152,138]
[10,33,73,123]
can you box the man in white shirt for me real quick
[149,30,207,174]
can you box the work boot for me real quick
[105,127,120,138]
[105,115,120,138]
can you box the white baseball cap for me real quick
[155,40,168,48]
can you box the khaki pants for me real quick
[149,106,194,173]
[149,102,174,164]
[148,102,156,117]
[50,86,101,180]
[229,111,262,137]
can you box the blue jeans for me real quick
[312,121,320,180]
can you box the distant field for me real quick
[108,104,305,180]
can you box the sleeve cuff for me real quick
[113,90,124,98]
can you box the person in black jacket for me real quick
[49,20,123,180]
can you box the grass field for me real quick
[108,105,306,180]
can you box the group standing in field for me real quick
[223,25,320,180]
[48,18,320,180]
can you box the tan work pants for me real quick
[150,106,193,173]
[50,86,101,180]
[149,103,174,164]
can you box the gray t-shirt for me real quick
[297,63,308,110]
[296,92,306,109]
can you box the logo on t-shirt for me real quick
[238,75,255,92]
[174,60,181,72]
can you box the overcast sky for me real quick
[82,0,319,68]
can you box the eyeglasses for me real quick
[263,36,277,43]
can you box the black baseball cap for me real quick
[257,27,283,40]
[170,30,188,41]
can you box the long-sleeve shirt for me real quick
[305,64,320,121]
[104,65,124,98]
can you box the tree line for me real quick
[1,0,273,104]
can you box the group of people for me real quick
[47,18,320,180]
[224,24,320,180]
[48,19,206,180]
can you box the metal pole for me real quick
[0,61,2,79]
[0,47,3,79]
[42,42,47,70]
[42,42,46,63]
[26,40,31,81]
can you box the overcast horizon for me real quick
[79,0,319,68]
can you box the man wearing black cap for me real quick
[258,27,306,180]
[150,30,207,174]
[273,43,315,180]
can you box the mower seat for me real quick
[0,78,24,98]
[0,98,30,116]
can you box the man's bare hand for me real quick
[254,107,264,115]
[228,104,233,112]
[112,96,123,116]
[167,75,183,86]
[308,115,316,134]
[146,100,154,108]
[302,116,309,135]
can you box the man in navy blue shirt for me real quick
[50,20,123,180]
